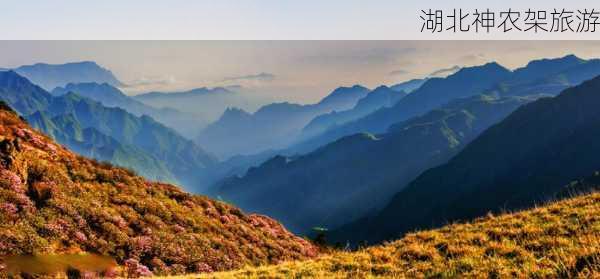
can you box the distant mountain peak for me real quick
[390,78,427,93]
[220,107,252,120]
[372,85,392,92]
[317,85,370,108]
[13,61,122,90]
[525,54,585,67]
[224,106,250,114]
[136,86,234,99]
[511,54,588,83]
[446,62,511,80]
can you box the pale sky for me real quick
[1,0,598,40]
[1,41,600,103]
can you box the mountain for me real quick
[390,78,427,93]
[136,87,232,100]
[52,82,206,138]
[201,56,600,193]
[333,75,600,244]
[314,85,372,109]
[204,191,600,278]
[0,104,317,277]
[197,85,369,159]
[493,58,600,97]
[0,71,216,189]
[12,61,122,91]
[211,94,533,234]
[509,54,586,84]
[299,56,600,154]
[301,85,409,139]
[331,62,512,135]
[25,111,177,183]
[134,87,265,123]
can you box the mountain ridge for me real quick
[9,61,122,91]
[196,85,370,159]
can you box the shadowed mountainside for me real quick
[332,75,600,244]
[211,94,534,234]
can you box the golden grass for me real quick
[168,192,600,278]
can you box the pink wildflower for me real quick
[74,231,88,242]
[193,262,214,273]
[124,258,153,277]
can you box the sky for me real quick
[1,41,600,104]
[1,0,598,40]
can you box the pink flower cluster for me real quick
[0,170,34,213]
[124,258,153,277]
[44,218,70,235]
[131,236,152,253]
[74,231,88,242]
[0,170,24,193]
[248,214,289,238]
[13,128,25,138]
[220,215,233,224]
[173,224,185,233]
[193,262,214,273]
[110,215,128,229]
[0,202,17,218]
[13,128,58,154]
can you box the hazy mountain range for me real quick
[211,94,533,234]
[0,70,216,189]
[210,55,600,236]
[196,85,370,159]
[134,86,269,124]
[290,55,600,156]
[300,85,409,140]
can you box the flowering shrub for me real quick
[0,107,319,277]
[0,170,24,194]
[125,258,153,277]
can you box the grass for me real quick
[169,192,600,278]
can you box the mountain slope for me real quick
[202,191,600,278]
[0,71,216,189]
[211,94,533,234]
[0,103,317,276]
[52,82,206,138]
[12,61,122,91]
[301,86,409,139]
[197,85,369,159]
[25,111,177,183]
[390,78,427,93]
[333,75,600,244]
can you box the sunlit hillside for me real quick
[0,102,317,277]
[174,191,600,278]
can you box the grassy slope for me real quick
[0,104,317,277]
[177,192,600,278]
